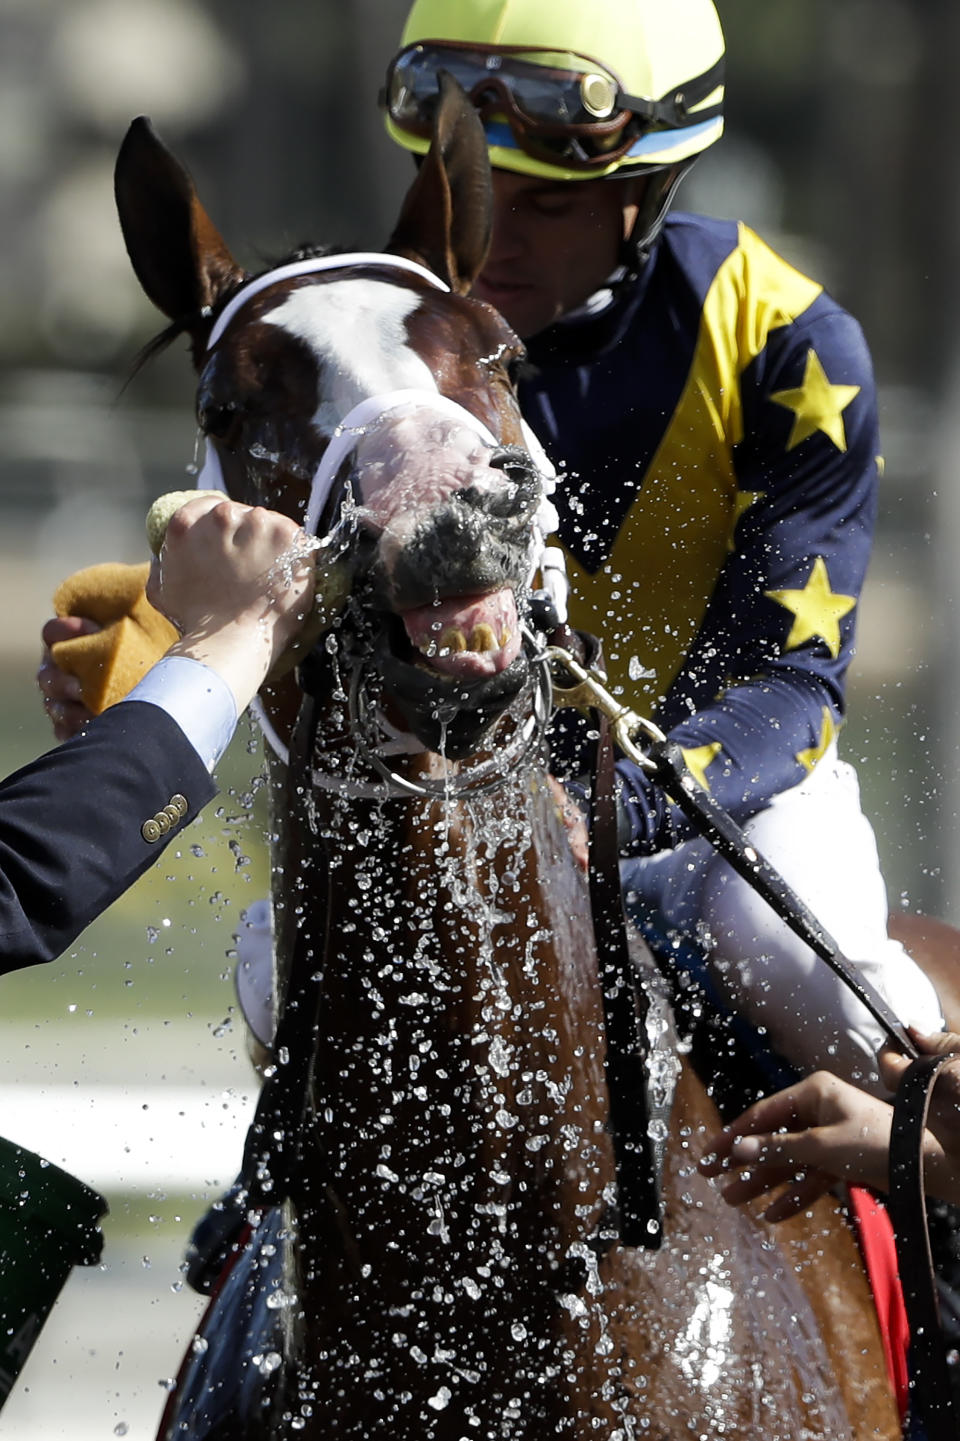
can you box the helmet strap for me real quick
[619,160,695,274]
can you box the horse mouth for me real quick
[400,587,522,681]
[369,585,531,758]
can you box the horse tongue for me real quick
[402,589,521,680]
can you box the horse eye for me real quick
[199,401,240,442]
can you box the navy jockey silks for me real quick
[521,213,878,853]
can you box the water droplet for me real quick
[265,1289,297,1311]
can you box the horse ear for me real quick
[114,116,245,330]
[385,72,493,296]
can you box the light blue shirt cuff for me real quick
[127,655,239,772]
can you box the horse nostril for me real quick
[458,469,539,521]
[458,482,518,518]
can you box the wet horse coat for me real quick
[113,88,900,1441]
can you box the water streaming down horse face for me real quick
[114,94,901,1441]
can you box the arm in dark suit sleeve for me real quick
[0,700,217,973]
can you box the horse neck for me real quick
[272,749,617,1268]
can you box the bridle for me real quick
[345,638,553,800]
[194,250,561,790]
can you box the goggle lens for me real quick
[387,44,638,170]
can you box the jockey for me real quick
[382,0,944,1089]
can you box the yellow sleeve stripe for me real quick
[564,224,823,711]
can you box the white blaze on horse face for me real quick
[262,280,437,434]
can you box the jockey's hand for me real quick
[38,615,100,740]
[149,496,315,714]
[880,1028,960,1158]
[546,775,588,873]
[698,1071,894,1219]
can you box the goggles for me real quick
[384,42,724,172]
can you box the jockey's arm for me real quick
[612,305,880,856]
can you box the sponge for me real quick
[51,562,177,714]
[146,489,225,556]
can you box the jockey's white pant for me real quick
[621,746,943,1092]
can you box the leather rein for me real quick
[545,645,958,1436]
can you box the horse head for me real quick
[114,79,556,763]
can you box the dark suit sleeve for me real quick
[0,700,217,974]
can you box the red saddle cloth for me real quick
[848,1184,910,1425]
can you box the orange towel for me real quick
[51,561,178,714]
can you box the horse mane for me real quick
[124,242,348,383]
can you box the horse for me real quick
[113,84,901,1440]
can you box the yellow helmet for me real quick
[384,0,725,182]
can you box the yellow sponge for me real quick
[51,561,178,714]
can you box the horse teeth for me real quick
[470,623,497,653]
[439,627,467,654]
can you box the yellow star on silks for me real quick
[681,742,723,792]
[795,707,838,774]
[728,489,765,551]
[770,349,861,453]
[765,556,856,658]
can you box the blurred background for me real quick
[1,0,959,1435]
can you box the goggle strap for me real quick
[618,55,726,132]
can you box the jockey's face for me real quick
[471,169,644,341]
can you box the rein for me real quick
[545,647,920,1061]
[888,1058,960,1438]
[546,644,960,1432]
